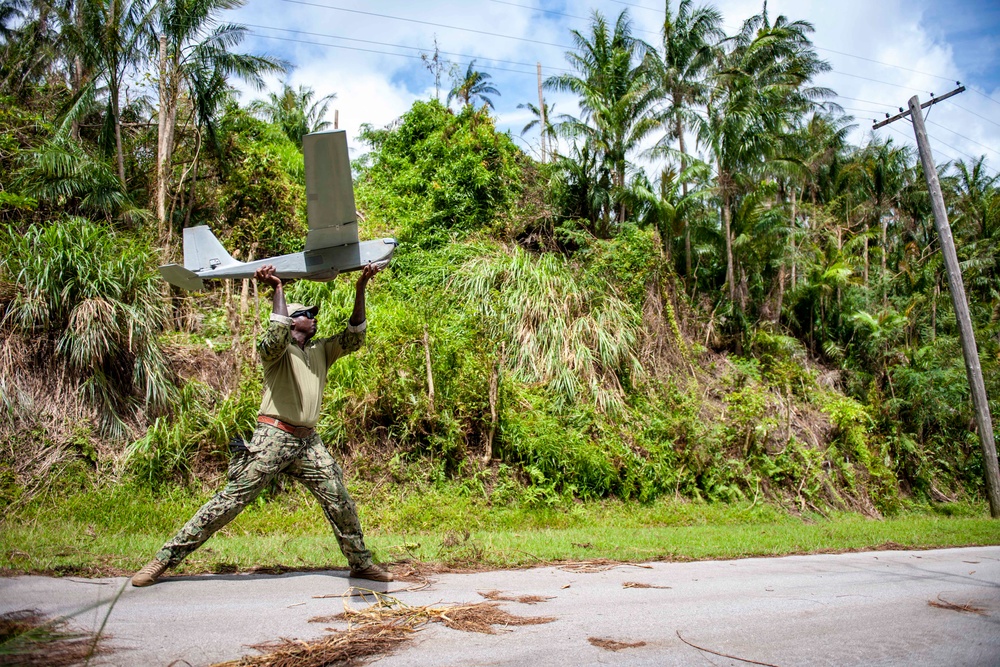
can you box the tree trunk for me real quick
[182,129,202,231]
[863,223,870,284]
[790,188,797,290]
[423,325,435,415]
[677,113,691,278]
[837,224,843,307]
[156,35,168,233]
[658,170,672,261]
[881,212,888,307]
[159,70,180,244]
[71,0,83,141]
[536,62,546,163]
[931,279,938,340]
[722,188,734,301]
[484,355,500,463]
[111,84,126,184]
[774,264,785,324]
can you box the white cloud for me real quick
[226,0,998,171]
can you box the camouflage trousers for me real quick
[156,423,373,570]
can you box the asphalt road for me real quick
[2,546,999,666]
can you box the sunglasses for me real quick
[291,311,316,319]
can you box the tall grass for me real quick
[1,217,173,439]
[454,246,642,414]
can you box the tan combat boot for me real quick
[349,564,393,582]
[131,558,169,587]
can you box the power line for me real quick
[885,123,959,164]
[247,31,543,77]
[839,105,894,118]
[869,87,977,163]
[486,0,664,39]
[272,0,978,113]
[607,0,662,13]
[811,45,956,84]
[717,20,962,89]
[835,94,896,110]
[926,118,1000,159]
[824,69,933,94]
[951,101,1000,130]
[279,0,571,50]
[919,129,977,162]
[972,87,1000,109]
[243,22,575,75]
[917,129,976,163]
[486,0,589,23]
[248,31,426,62]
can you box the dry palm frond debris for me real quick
[328,600,556,635]
[589,637,647,651]
[210,622,412,667]
[623,581,671,589]
[0,609,111,667]
[927,596,988,616]
[558,559,654,573]
[223,591,557,666]
[478,589,555,604]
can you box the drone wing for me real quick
[302,130,360,251]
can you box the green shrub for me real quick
[217,107,307,260]
[355,100,523,247]
[125,370,260,485]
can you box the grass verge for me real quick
[1,481,997,577]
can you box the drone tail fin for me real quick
[183,225,241,272]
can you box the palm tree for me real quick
[546,9,660,235]
[852,136,913,298]
[769,111,855,316]
[250,82,335,147]
[697,3,831,304]
[154,0,284,233]
[950,155,998,237]
[69,0,157,184]
[647,0,723,276]
[447,60,500,110]
[0,0,61,97]
[631,161,711,258]
[516,100,556,162]
[0,0,27,42]
[15,135,148,223]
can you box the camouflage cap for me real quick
[287,303,319,318]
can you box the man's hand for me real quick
[255,264,282,289]
[355,262,381,292]
[349,263,380,327]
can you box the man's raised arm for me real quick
[350,263,381,327]
[255,264,291,362]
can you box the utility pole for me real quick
[536,62,547,163]
[874,86,1000,518]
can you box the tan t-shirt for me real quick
[257,314,366,428]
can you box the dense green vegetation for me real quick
[1,0,998,561]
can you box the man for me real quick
[131,262,391,586]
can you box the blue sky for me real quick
[226,0,1000,172]
[921,0,1000,92]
